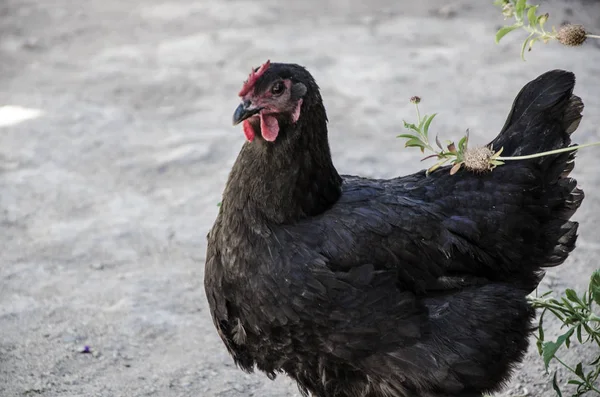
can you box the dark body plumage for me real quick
[205,64,585,397]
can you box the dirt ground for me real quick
[1,0,600,396]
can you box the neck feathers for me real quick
[222,99,342,225]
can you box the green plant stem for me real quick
[497,141,600,161]
[554,355,600,393]
[554,356,578,376]
[533,302,576,316]
[522,24,552,40]
[530,299,570,313]
[531,299,594,323]
[413,105,436,153]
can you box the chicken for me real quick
[204,61,585,397]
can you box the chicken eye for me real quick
[271,82,285,95]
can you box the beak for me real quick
[232,101,262,126]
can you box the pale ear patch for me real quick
[291,99,303,123]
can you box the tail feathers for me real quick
[560,150,577,178]
[490,70,583,161]
[541,220,579,268]
[538,175,584,269]
[555,178,585,220]
[563,95,585,135]
[490,70,586,272]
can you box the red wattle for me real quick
[260,114,279,142]
[242,120,255,142]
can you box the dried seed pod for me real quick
[556,24,587,47]
[463,146,495,173]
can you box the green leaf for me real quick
[417,115,425,130]
[403,120,419,132]
[422,113,437,138]
[457,135,468,152]
[542,328,575,370]
[575,362,584,379]
[527,5,539,27]
[585,369,597,383]
[537,310,545,354]
[397,133,420,140]
[515,0,527,19]
[521,32,535,60]
[590,270,600,306]
[536,338,543,355]
[404,138,426,149]
[576,324,582,343]
[217,201,222,207]
[552,372,563,397]
[564,289,585,311]
[565,288,579,303]
[538,13,549,30]
[589,313,600,322]
[560,297,576,313]
[495,24,520,43]
[528,37,539,52]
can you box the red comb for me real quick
[238,60,271,97]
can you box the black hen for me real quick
[204,62,585,397]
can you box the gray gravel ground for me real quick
[1,0,600,396]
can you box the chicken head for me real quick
[232,60,308,142]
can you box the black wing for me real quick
[294,69,583,294]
